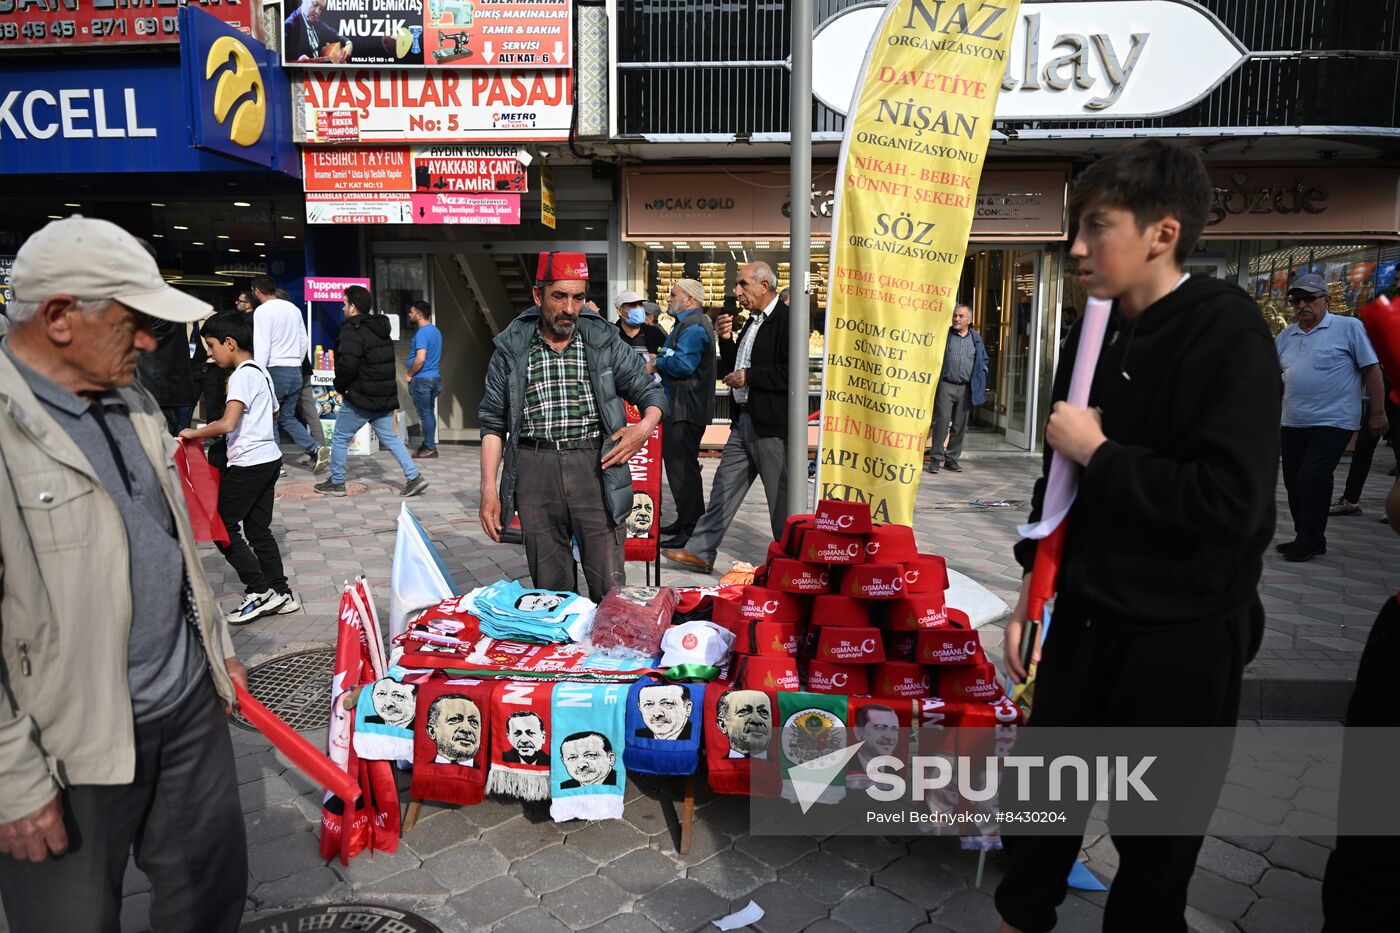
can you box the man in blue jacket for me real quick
[478,252,667,601]
[651,278,716,548]
[927,303,988,473]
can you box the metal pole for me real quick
[787,0,813,517]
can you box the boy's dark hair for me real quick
[250,275,277,297]
[1068,140,1213,265]
[344,285,373,314]
[411,299,432,320]
[201,311,253,352]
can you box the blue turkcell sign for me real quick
[0,54,259,175]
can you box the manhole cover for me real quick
[232,647,336,734]
[241,905,442,933]
[277,481,369,499]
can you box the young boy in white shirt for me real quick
[182,312,300,624]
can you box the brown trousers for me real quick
[515,446,626,601]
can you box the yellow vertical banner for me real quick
[817,0,1020,524]
[541,162,557,230]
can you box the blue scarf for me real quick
[549,682,628,821]
[623,678,704,776]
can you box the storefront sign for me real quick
[0,254,13,304]
[306,191,521,224]
[540,161,556,229]
[278,0,570,69]
[623,165,1066,240]
[303,146,527,195]
[0,55,265,174]
[180,6,300,175]
[0,0,248,50]
[817,0,1019,525]
[305,276,371,301]
[811,0,1247,121]
[299,69,571,143]
[1203,166,1400,238]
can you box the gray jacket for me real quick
[479,307,668,526]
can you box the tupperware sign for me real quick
[301,68,570,143]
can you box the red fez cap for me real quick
[797,528,867,565]
[536,251,589,282]
[885,592,949,631]
[734,655,800,692]
[813,499,873,534]
[810,627,885,664]
[767,558,832,594]
[903,554,949,593]
[864,524,918,563]
[871,661,933,700]
[841,563,907,600]
[805,661,869,695]
[738,585,804,623]
[917,629,985,665]
[809,595,870,628]
[935,662,1004,701]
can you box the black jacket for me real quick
[334,313,399,413]
[720,301,790,438]
[1015,276,1282,627]
[135,320,197,407]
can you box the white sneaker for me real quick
[275,592,302,615]
[312,447,331,474]
[227,590,288,625]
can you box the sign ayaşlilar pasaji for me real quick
[817,0,1020,524]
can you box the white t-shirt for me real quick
[226,361,281,467]
[252,298,310,369]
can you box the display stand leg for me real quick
[403,799,424,833]
[679,775,696,855]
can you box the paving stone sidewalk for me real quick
[27,443,1395,932]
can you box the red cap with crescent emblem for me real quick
[535,251,590,282]
[766,557,832,594]
[734,655,800,692]
[841,562,908,600]
[864,524,918,563]
[805,661,870,695]
[738,585,804,623]
[871,661,933,700]
[809,626,886,664]
[917,628,986,665]
[813,499,873,534]
[796,528,867,566]
[885,592,949,631]
[902,554,949,593]
[934,662,1004,701]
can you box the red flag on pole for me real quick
[320,586,375,862]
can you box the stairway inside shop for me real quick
[491,253,536,315]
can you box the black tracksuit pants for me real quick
[215,458,288,596]
[995,601,1261,932]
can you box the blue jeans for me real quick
[268,366,320,455]
[409,376,442,449]
[330,403,420,485]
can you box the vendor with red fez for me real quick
[478,252,668,600]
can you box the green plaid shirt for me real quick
[521,329,601,441]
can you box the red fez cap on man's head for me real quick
[536,251,590,283]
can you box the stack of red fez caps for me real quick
[713,499,1001,702]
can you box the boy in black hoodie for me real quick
[995,141,1282,932]
[314,285,429,498]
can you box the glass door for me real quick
[1002,250,1041,449]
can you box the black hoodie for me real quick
[1014,275,1282,627]
[333,313,400,413]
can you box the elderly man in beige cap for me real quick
[651,278,717,547]
[0,217,248,931]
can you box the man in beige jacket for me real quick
[0,217,249,931]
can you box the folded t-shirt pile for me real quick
[463,581,595,643]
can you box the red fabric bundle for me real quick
[813,499,874,534]
[732,655,800,691]
[767,558,832,594]
[410,679,494,807]
[590,587,679,658]
[174,438,230,546]
[842,563,907,600]
[805,661,869,695]
[704,683,779,796]
[809,594,870,627]
[886,593,950,631]
[796,528,867,565]
[863,524,917,564]
[917,629,986,665]
[903,554,949,593]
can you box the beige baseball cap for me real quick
[10,215,212,323]
[614,289,644,307]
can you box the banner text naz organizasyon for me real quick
[818,0,1019,525]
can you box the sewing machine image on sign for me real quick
[434,30,473,62]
